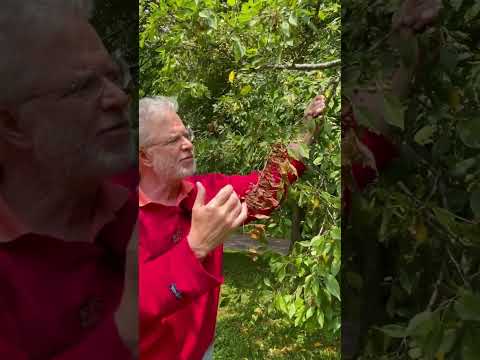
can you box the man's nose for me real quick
[101,79,130,111]
[181,137,193,151]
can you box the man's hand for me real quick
[188,182,248,259]
[304,95,326,119]
[392,0,442,33]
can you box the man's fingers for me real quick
[305,95,326,117]
[226,202,242,225]
[232,202,248,228]
[310,102,326,117]
[223,191,241,214]
[193,182,206,208]
[208,184,234,207]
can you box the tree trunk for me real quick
[289,203,305,253]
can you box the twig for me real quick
[424,172,440,204]
[446,247,468,287]
[427,258,446,311]
[264,60,341,71]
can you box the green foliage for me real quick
[217,251,340,359]
[140,0,341,341]
[343,0,480,358]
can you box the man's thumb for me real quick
[194,182,206,207]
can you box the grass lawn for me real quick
[214,251,340,360]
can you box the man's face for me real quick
[14,16,133,181]
[142,110,196,180]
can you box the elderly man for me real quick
[0,1,137,358]
[138,95,325,359]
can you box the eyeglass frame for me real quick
[144,126,195,149]
[12,66,129,106]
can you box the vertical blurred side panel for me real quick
[0,0,139,359]
[342,0,480,358]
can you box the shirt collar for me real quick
[139,179,194,208]
[0,196,28,242]
[0,181,130,243]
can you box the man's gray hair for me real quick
[0,0,94,103]
[139,96,179,148]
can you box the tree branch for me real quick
[265,59,341,71]
[427,258,446,311]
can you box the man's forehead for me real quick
[155,111,186,133]
[34,16,112,73]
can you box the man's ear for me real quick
[0,108,32,149]
[139,148,153,167]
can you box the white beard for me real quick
[33,129,135,182]
[153,155,196,180]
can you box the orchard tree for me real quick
[140,0,341,334]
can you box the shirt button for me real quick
[79,296,104,329]
[171,229,182,243]
[169,283,183,300]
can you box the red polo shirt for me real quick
[139,157,305,360]
[0,180,138,359]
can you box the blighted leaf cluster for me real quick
[244,143,298,219]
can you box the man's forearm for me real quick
[390,28,420,99]
[287,95,326,160]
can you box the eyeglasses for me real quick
[147,127,195,148]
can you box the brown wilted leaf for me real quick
[244,144,296,215]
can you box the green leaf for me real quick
[288,302,296,319]
[406,311,434,337]
[408,347,422,359]
[313,156,322,166]
[324,274,340,300]
[377,324,407,338]
[352,103,383,133]
[450,0,463,11]
[437,328,457,355]
[281,21,290,37]
[207,15,218,29]
[305,307,315,320]
[450,157,478,178]
[275,294,288,314]
[330,227,341,240]
[414,125,435,145]
[227,0,236,6]
[465,2,480,22]
[457,119,480,148]
[432,135,451,158]
[232,36,246,61]
[331,258,340,277]
[240,85,252,96]
[462,327,480,360]
[470,188,480,218]
[298,143,310,159]
[317,309,325,328]
[432,207,456,231]
[399,269,412,295]
[383,93,405,130]
[454,291,480,321]
[288,13,298,27]
[198,9,210,18]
